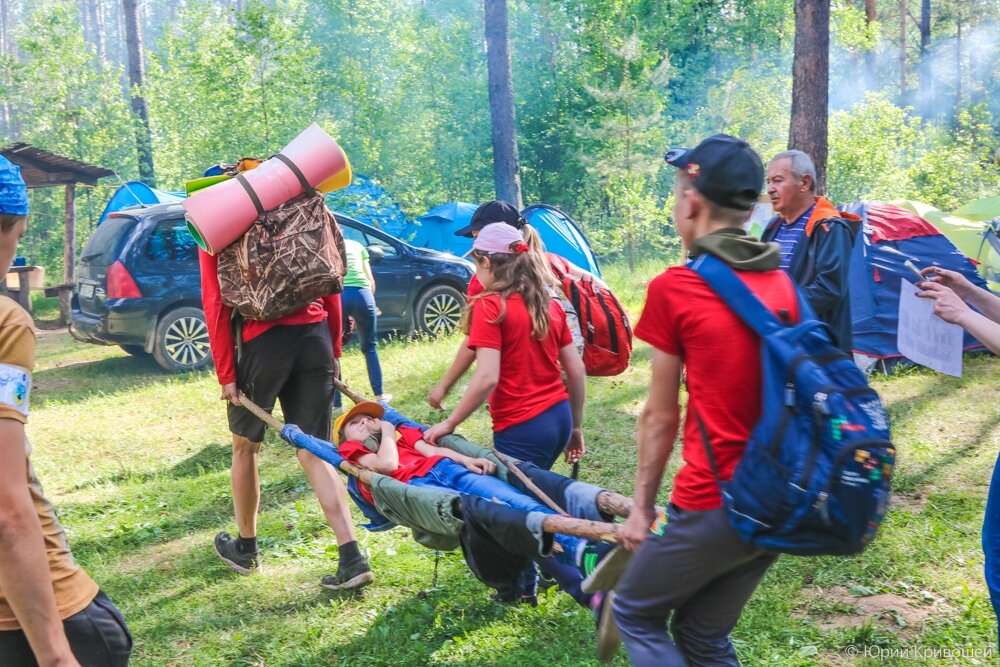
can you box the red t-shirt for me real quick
[338,425,441,503]
[634,265,799,511]
[199,249,342,385]
[467,292,572,431]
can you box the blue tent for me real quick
[410,202,479,256]
[98,181,184,224]
[410,202,602,276]
[843,201,988,363]
[324,175,412,238]
[522,204,601,277]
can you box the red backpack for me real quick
[549,256,633,376]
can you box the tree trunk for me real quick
[83,0,106,71]
[91,0,107,67]
[864,0,877,88]
[789,0,830,194]
[123,0,155,185]
[484,0,522,208]
[0,0,11,135]
[918,0,930,55]
[917,0,932,116]
[61,184,76,325]
[955,17,962,117]
[898,0,907,102]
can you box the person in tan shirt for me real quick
[0,156,131,666]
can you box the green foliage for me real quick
[829,94,1000,210]
[146,0,320,188]
[828,93,923,204]
[576,30,671,268]
[907,104,998,211]
[691,63,791,163]
[831,0,879,54]
[1,1,136,273]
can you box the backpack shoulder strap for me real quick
[547,253,570,281]
[688,253,783,338]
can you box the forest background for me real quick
[0,0,998,276]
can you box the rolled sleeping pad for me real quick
[182,123,352,254]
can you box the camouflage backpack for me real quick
[216,154,347,321]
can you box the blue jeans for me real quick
[493,400,572,470]
[984,452,1000,647]
[342,286,384,396]
[409,459,582,564]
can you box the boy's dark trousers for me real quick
[612,504,777,667]
[0,590,132,667]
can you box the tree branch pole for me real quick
[235,391,622,543]
[494,450,568,515]
[333,377,367,405]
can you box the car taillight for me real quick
[106,261,142,298]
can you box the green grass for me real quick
[25,260,998,665]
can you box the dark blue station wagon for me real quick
[71,203,473,371]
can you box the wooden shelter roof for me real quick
[0,143,114,188]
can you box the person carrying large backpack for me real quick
[607,135,795,666]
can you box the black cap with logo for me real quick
[664,134,764,211]
[454,200,526,237]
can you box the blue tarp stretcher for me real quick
[238,391,631,602]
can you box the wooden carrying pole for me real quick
[235,391,622,543]
[494,450,567,515]
[333,377,366,405]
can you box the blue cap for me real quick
[0,156,29,215]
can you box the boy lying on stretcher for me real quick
[333,401,627,609]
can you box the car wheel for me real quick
[119,344,149,357]
[152,306,212,372]
[414,284,465,336]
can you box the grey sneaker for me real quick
[596,590,622,663]
[321,558,374,591]
[214,531,260,574]
[582,545,632,593]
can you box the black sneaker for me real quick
[321,558,374,591]
[490,591,539,607]
[214,531,260,574]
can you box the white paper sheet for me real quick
[897,278,964,377]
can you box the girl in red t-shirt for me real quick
[423,223,586,470]
[428,215,600,423]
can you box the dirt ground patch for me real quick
[891,487,933,514]
[795,586,940,636]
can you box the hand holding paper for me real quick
[897,278,964,377]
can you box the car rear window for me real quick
[79,217,137,267]
[144,219,198,262]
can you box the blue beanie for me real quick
[0,156,29,216]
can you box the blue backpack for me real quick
[690,254,895,556]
